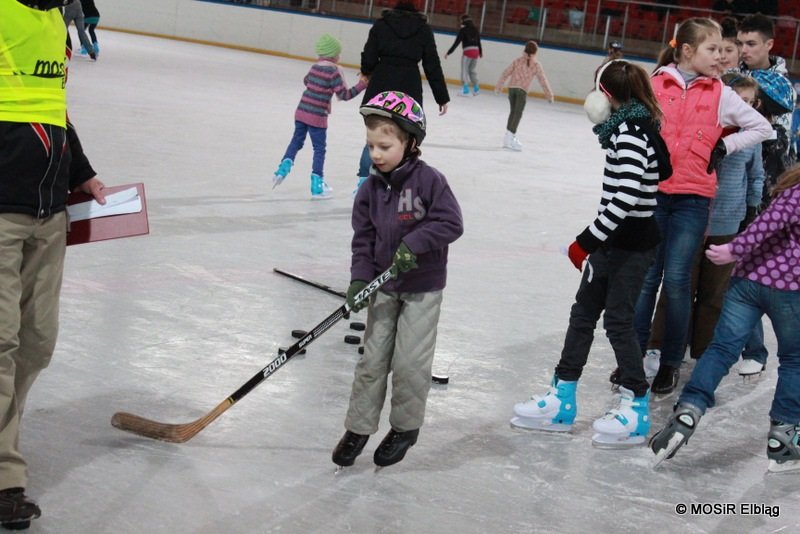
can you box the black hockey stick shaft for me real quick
[273,268,346,298]
[110,267,393,442]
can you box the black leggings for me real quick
[86,23,98,43]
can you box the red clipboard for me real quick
[66,183,149,246]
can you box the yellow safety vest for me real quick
[0,0,67,127]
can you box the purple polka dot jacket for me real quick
[730,183,800,292]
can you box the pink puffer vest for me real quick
[651,68,723,198]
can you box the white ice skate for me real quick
[737,358,765,382]
[503,131,522,151]
[511,376,577,432]
[767,422,800,474]
[643,349,660,380]
[591,387,650,449]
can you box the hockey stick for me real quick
[273,268,346,298]
[110,267,394,443]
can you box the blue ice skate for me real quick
[510,375,577,432]
[592,387,650,449]
[273,158,293,189]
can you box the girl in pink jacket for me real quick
[494,40,553,151]
[632,17,771,396]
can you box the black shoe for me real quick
[332,431,369,467]
[651,364,680,395]
[0,488,40,530]
[373,428,419,467]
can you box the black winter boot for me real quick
[651,364,680,395]
[373,428,419,467]
[332,431,369,467]
[0,488,40,530]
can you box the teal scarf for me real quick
[592,98,654,148]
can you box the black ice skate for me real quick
[332,431,369,467]
[0,488,41,530]
[649,402,702,468]
[767,421,800,473]
[373,429,419,467]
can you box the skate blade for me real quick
[591,433,646,449]
[651,433,685,469]
[767,459,800,474]
[510,416,572,433]
[739,372,764,383]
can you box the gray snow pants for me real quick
[344,289,443,435]
[63,1,94,54]
[460,56,479,87]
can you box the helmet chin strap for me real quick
[402,138,418,159]
[18,0,68,10]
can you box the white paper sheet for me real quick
[67,187,142,222]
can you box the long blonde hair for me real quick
[655,18,721,70]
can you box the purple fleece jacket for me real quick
[351,156,463,293]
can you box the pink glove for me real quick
[705,244,735,265]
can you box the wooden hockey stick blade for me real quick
[110,267,394,443]
[111,398,232,443]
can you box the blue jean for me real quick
[680,278,800,424]
[357,144,371,178]
[282,121,327,177]
[634,193,711,367]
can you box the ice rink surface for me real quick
[21,30,797,533]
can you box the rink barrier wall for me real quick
[97,0,658,103]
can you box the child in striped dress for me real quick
[494,40,553,151]
[273,34,366,199]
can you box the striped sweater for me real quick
[295,60,366,129]
[576,121,662,253]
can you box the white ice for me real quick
[23,30,797,533]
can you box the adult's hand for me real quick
[439,103,448,115]
[78,176,106,204]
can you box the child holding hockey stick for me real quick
[650,163,800,473]
[510,60,671,448]
[272,34,366,199]
[332,91,463,468]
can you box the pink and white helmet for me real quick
[359,91,427,144]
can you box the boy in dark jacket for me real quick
[333,91,462,469]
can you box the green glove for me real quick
[391,242,418,278]
[346,280,369,312]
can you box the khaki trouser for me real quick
[0,212,66,489]
[345,289,442,435]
